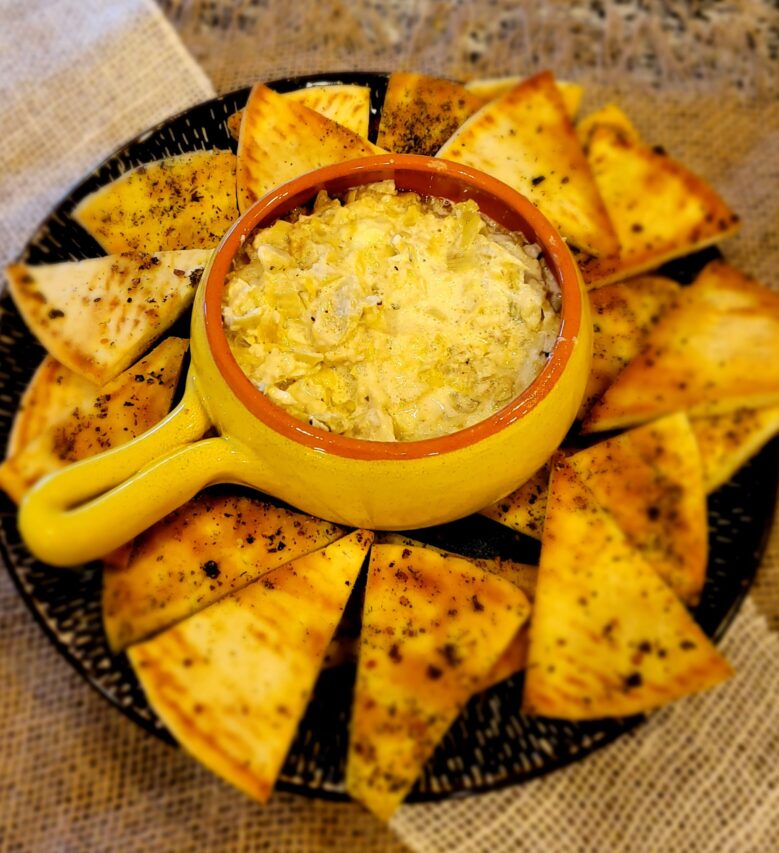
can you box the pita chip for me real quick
[102,494,345,651]
[0,338,187,505]
[437,71,618,257]
[346,544,529,820]
[129,530,372,803]
[570,413,708,604]
[692,405,779,493]
[523,457,731,720]
[376,72,486,156]
[237,84,381,212]
[72,150,238,253]
[480,464,550,540]
[6,356,98,458]
[377,534,537,686]
[578,125,740,288]
[227,84,372,142]
[465,76,584,119]
[6,250,209,385]
[577,103,641,151]
[580,275,680,418]
[585,262,779,432]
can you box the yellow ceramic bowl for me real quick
[19,154,591,567]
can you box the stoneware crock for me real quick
[19,154,592,567]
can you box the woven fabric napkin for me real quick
[0,0,214,272]
[2,1,779,851]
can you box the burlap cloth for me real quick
[1,1,778,850]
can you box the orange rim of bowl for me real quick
[204,154,583,461]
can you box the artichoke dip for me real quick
[223,181,561,442]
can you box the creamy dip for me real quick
[223,180,561,442]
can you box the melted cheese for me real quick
[223,181,560,441]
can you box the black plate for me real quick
[1,73,776,802]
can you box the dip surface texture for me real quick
[223,181,561,441]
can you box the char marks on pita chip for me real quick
[377,72,487,156]
[585,262,779,432]
[7,250,209,386]
[437,71,618,258]
[5,356,98,459]
[129,530,372,803]
[346,543,530,820]
[0,338,187,505]
[576,103,641,151]
[228,83,372,142]
[570,413,708,604]
[580,275,680,419]
[523,457,731,720]
[72,150,238,253]
[102,494,346,651]
[692,405,779,494]
[236,84,380,212]
[377,533,537,688]
[480,464,550,540]
[577,124,739,288]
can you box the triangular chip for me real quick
[377,533,537,686]
[376,72,487,156]
[0,338,187,505]
[585,262,779,432]
[579,275,680,418]
[102,494,345,651]
[692,405,779,493]
[576,103,641,150]
[346,544,529,820]
[465,76,583,119]
[228,84,371,142]
[129,530,372,803]
[480,464,550,540]
[523,457,731,720]
[570,413,708,604]
[577,125,740,288]
[237,84,381,212]
[72,150,238,253]
[6,356,98,458]
[7,250,209,385]
[437,71,618,257]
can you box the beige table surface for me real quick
[1,1,778,851]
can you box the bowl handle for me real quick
[18,374,251,567]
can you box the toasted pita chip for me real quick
[375,533,536,591]
[7,250,208,385]
[523,457,731,720]
[578,125,740,288]
[376,72,486,156]
[437,71,618,257]
[465,77,583,119]
[6,356,98,458]
[480,464,550,540]
[0,338,187,505]
[579,275,680,418]
[72,150,238,253]
[585,262,779,433]
[576,103,641,151]
[377,534,537,686]
[692,406,779,493]
[129,530,372,803]
[228,84,371,142]
[570,413,708,604]
[346,544,529,820]
[237,84,381,212]
[103,494,345,651]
